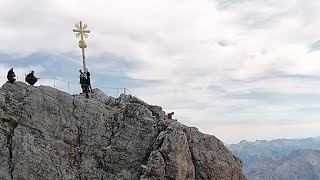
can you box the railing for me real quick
[0,76,132,98]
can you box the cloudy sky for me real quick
[1,0,320,143]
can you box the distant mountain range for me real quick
[228,137,320,180]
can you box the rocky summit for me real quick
[0,82,246,180]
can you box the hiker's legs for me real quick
[84,86,89,98]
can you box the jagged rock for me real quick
[0,81,246,180]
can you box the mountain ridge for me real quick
[0,81,246,180]
[229,137,320,180]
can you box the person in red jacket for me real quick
[167,112,174,120]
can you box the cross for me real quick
[73,21,90,75]
[73,21,90,42]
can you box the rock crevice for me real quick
[6,120,17,180]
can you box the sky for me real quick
[1,0,320,143]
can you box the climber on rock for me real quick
[25,70,38,85]
[7,68,16,84]
[167,112,174,120]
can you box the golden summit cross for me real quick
[73,21,90,74]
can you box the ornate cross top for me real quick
[73,21,91,75]
[73,21,90,43]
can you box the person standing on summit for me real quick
[79,69,89,98]
[7,68,16,83]
[85,68,92,92]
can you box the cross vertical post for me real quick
[73,21,91,76]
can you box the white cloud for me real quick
[1,0,320,143]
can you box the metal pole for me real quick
[68,82,70,94]
[54,78,56,88]
[124,88,126,95]
[73,21,90,79]
[82,48,87,77]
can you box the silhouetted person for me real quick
[79,69,89,98]
[25,71,38,85]
[7,68,16,84]
[167,112,174,120]
[85,68,93,92]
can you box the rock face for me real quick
[0,82,246,180]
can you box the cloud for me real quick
[1,0,320,143]
[309,40,320,52]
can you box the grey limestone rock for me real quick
[0,81,246,180]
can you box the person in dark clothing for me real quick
[79,69,84,87]
[25,71,38,85]
[79,69,89,98]
[167,112,174,120]
[85,68,93,92]
[7,68,16,83]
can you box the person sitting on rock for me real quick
[167,112,174,120]
[25,71,38,85]
[7,68,16,84]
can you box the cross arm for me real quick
[73,29,90,33]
